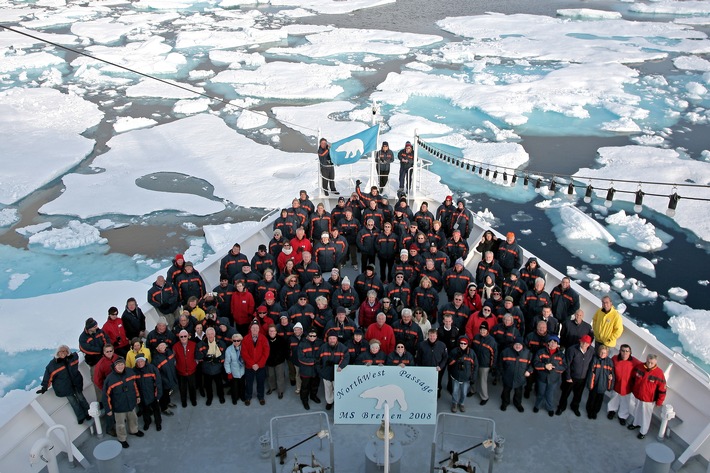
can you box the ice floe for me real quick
[0,88,102,205]
[665,301,710,365]
[28,220,108,250]
[605,210,670,252]
[632,256,656,278]
[0,209,20,227]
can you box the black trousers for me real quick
[321,165,336,191]
[159,390,172,412]
[377,166,390,189]
[229,377,245,403]
[378,256,395,283]
[558,378,586,411]
[178,373,197,406]
[586,390,606,416]
[300,375,320,402]
[203,371,225,402]
[502,385,523,408]
[361,253,376,271]
[141,400,162,428]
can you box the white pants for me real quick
[631,399,655,435]
[478,367,490,401]
[607,391,636,420]
[323,379,335,404]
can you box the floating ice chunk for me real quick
[575,146,710,243]
[175,28,287,51]
[686,82,708,99]
[406,62,433,72]
[182,222,198,231]
[535,198,571,210]
[212,62,361,100]
[0,209,19,227]
[183,237,207,264]
[15,222,52,236]
[209,50,266,68]
[204,221,263,253]
[665,301,710,365]
[0,88,102,205]
[619,278,658,303]
[93,219,127,230]
[632,256,656,278]
[237,110,269,130]
[556,9,622,19]
[605,210,669,252]
[600,117,641,133]
[174,98,210,115]
[630,134,666,147]
[71,17,138,44]
[698,280,709,286]
[520,229,532,235]
[674,56,710,72]
[114,117,158,133]
[8,273,30,291]
[267,28,443,58]
[511,212,533,222]
[72,38,187,76]
[630,1,710,15]
[589,280,611,295]
[548,206,621,264]
[668,287,688,301]
[28,220,108,250]
[474,209,497,227]
[0,52,65,74]
[269,0,396,15]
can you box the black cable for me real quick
[0,24,320,134]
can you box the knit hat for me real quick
[258,244,267,251]
[175,253,184,262]
[506,232,515,239]
[113,357,126,367]
[336,306,347,314]
[354,328,364,336]
[294,322,303,330]
[504,296,514,303]
[342,276,350,285]
[455,257,464,266]
[445,195,453,201]
[135,354,147,363]
[547,335,560,344]
[85,318,98,330]
[400,249,408,256]
[366,264,376,272]
[480,322,489,331]
[273,229,282,236]
[513,337,524,345]
[184,261,194,268]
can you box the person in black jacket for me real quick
[266,325,289,399]
[133,354,163,431]
[318,138,338,195]
[37,345,90,424]
[147,276,179,326]
[103,357,144,448]
[448,336,477,413]
[318,333,349,410]
[416,330,448,398]
[121,297,146,342]
[375,141,394,191]
[196,327,226,406]
[500,338,532,412]
[152,342,177,416]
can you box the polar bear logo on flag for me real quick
[335,139,364,160]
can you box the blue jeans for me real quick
[535,377,561,411]
[245,368,266,401]
[66,389,90,423]
[450,377,470,407]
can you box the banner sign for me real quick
[333,365,438,425]
[329,124,380,166]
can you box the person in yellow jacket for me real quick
[592,296,623,348]
[126,337,152,368]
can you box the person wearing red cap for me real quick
[497,232,522,279]
[586,344,615,419]
[447,336,477,413]
[397,141,414,192]
[436,196,456,237]
[556,334,594,416]
[167,253,185,286]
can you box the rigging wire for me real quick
[0,24,321,134]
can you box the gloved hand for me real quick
[355,179,361,188]
[36,387,47,394]
[227,373,233,380]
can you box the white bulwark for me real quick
[334,366,438,425]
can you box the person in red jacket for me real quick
[241,321,270,405]
[358,290,381,329]
[93,343,118,436]
[627,354,667,439]
[365,313,395,355]
[103,307,130,357]
[231,280,255,336]
[173,330,198,408]
[607,344,642,426]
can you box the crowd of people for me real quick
[38,185,667,448]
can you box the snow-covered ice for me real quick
[0,88,102,205]
[632,256,656,278]
[666,301,710,365]
[669,287,689,301]
[0,209,20,227]
[7,274,30,291]
[114,117,158,133]
[605,210,669,252]
[15,222,52,236]
[28,221,108,250]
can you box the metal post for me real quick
[369,102,378,188]
[384,402,390,473]
[412,130,419,200]
[657,405,675,441]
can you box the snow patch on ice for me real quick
[0,208,20,227]
[28,221,108,250]
[632,256,656,278]
[8,274,30,291]
[114,117,158,133]
[668,287,688,301]
[605,210,669,252]
[674,56,710,72]
[204,221,263,253]
[665,301,710,365]
[15,222,52,236]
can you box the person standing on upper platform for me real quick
[397,141,414,192]
[375,141,394,192]
[318,138,339,196]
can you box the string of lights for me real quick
[416,139,710,217]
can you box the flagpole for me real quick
[412,129,419,201]
[369,101,378,189]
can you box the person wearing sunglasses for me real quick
[225,334,246,405]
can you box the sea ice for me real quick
[236,110,269,130]
[632,256,656,278]
[548,205,621,264]
[575,146,710,243]
[0,88,102,205]
[605,210,669,252]
[28,221,108,250]
[7,274,30,291]
[204,221,263,253]
[114,117,158,133]
[674,56,710,72]
[211,62,363,100]
[665,301,710,365]
[556,9,622,19]
[269,0,396,15]
[0,209,19,227]
[668,287,688,301]
[267,28,443,58]
[15,222,52,236]
[630,0,710,15]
